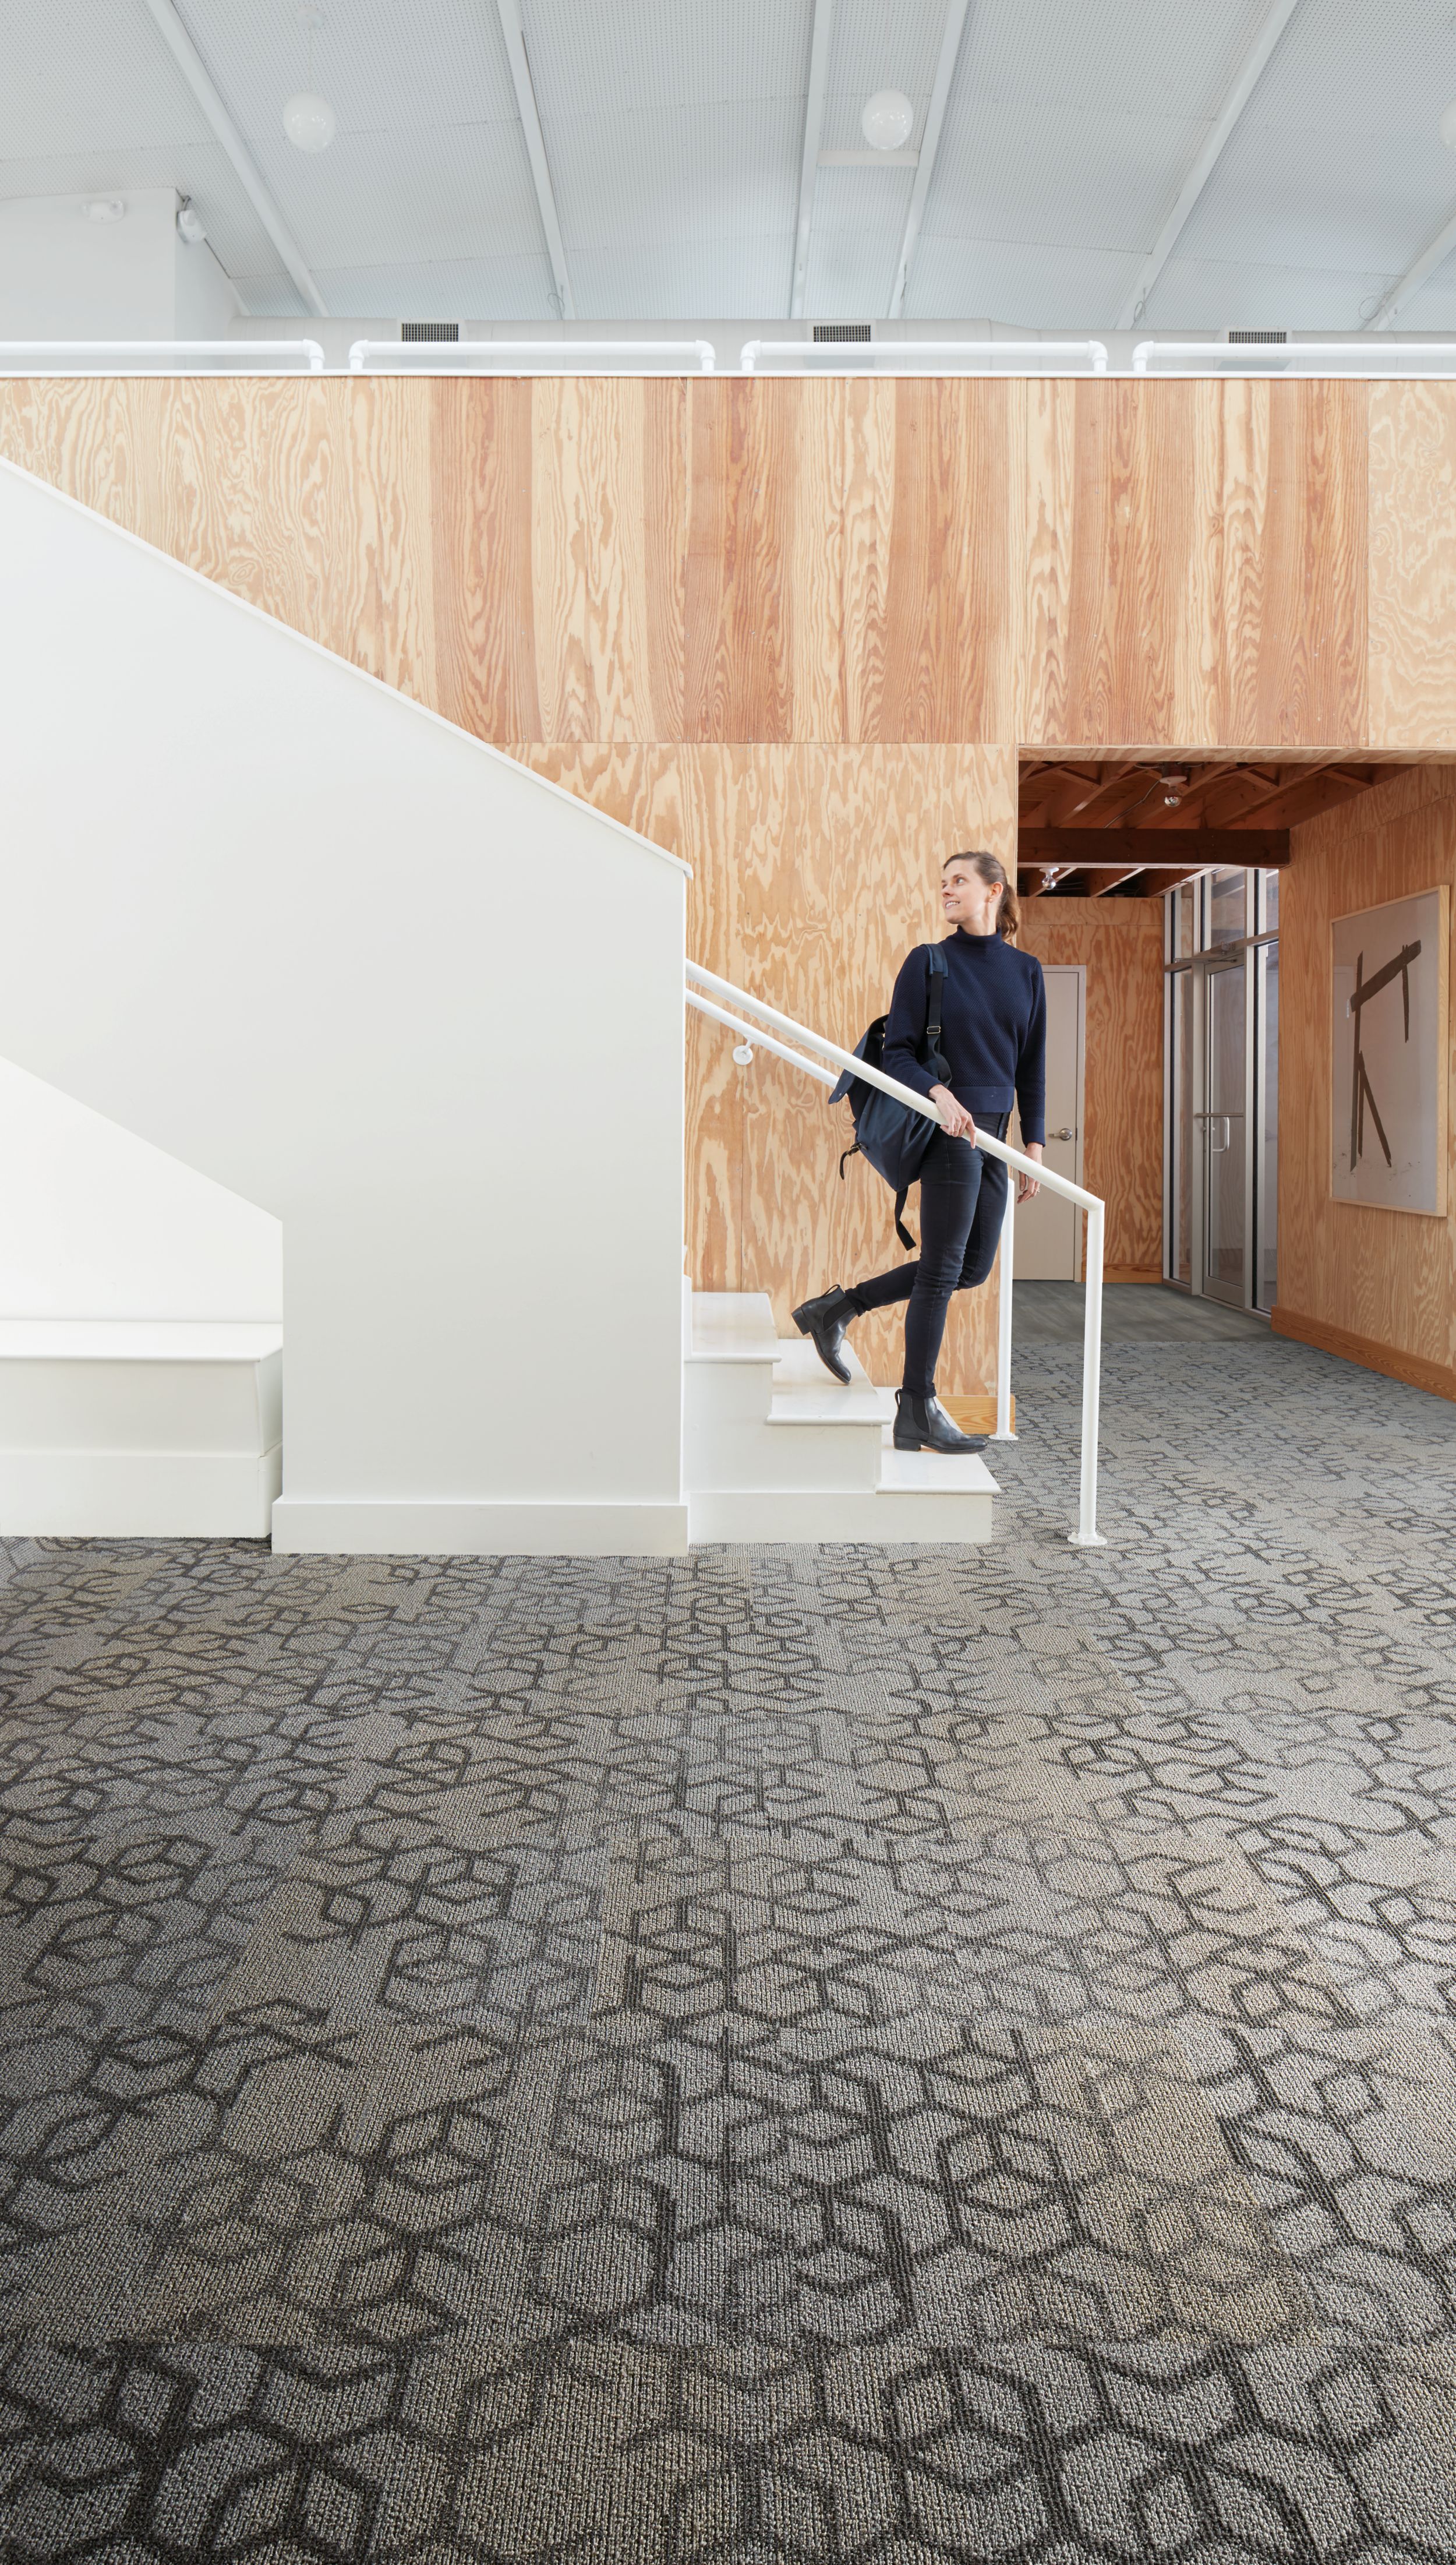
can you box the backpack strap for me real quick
[925,944,949,1083]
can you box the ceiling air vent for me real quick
[401,322,460,343]
[813,323,872,343]
[1226,329,1287,344]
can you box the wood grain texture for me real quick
[1270,1305,1456,1403]
[1017,898,1165,1278]
[1368,383,1456,750]
[510,743,1017,1392]
[1017,379,1368,748]
[0,374,1375,750]
[1281,763,1456,1371]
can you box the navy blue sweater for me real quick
[882,930,1047,1144]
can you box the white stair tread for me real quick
[877,1428,999,1496]
[687,1293,779,1364]
[0,1321,283,1364]
[767,1335,886,1426]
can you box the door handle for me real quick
[1051,1126,1075,1143]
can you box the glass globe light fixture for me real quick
[861,89,914,150]
[283,90,336,151]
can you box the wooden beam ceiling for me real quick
[1016,757,1415,894]
[1018,827,1288,869]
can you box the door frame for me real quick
[1012,962,1086,1280]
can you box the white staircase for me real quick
[684,1293,996,1543]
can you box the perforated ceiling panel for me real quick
[5,0,1456,328]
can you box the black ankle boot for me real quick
[893,1392,986,1455]
[791,1286,856,1385]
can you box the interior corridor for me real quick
[2,1322,1454,2558]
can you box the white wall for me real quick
[0,1059,281,1321]
[0,461,688,1553]
[0,190,238,338]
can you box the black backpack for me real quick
[829,945,948,1248]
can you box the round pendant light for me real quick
[284,5,335,153]
[283,90,336,151]
[861,89,914,150]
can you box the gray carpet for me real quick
[1014,1280,1271,1341]
[2,1329,1456,2560]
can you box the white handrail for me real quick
[687,992,836,1086]
[0,340,326,375]
[347,338,716,374]
[741,337,1108,375]
[687,957,1107,1546]
[994,1182,1016,1442]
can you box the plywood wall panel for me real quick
[509,742,1016,1392]
[1017,898,1165,1276]
[1368,383,1456,750]
[1280,764,1456,1372]
[1254,379,1367,747]
[428,378,539,742]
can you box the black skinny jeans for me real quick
[846,1116,1010,1399]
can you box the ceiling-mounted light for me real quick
[283,91,335,150]
[176,197,207,245]
[1160,768,1189,807]
[284,3,335,152]
[82,197,126,224]
[861,89,914,150]
[1441,97,1456,149]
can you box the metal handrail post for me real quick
[1072,1199,1108,1546]
[993,1182,1016,1440]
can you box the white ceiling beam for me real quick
[888,0,973,322]
[494,0,574,322]
[791,0,835,320]
[1115,0,1303,330]
[1363,207,1456,330]
[138,0,327,318]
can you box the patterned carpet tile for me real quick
[1,1337,1455,2555]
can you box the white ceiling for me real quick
[7,0,1456,327]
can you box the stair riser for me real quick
[688,1489,995,1542]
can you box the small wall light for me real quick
[176,198,207,245]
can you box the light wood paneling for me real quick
[511,743,1017,1391]
[1368,383,1456,751]
[1279,763,1456,1373]
[1017,898,1165,1276]
[0,374,1377,750]
[1019,379,1368,748]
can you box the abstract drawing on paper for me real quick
[1331,887,1448,1214]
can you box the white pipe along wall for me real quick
[0,461,688,1555]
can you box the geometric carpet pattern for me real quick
[2,1333,1455,2559]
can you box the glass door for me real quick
[1201,959,1248,1304]
[1165,866,1278,1314]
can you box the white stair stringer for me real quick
[685,1292,996,1543]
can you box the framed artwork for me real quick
[1331,885,1449,1215]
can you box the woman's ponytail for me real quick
[947,849,1020,941]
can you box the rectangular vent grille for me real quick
[401,322,460,343]
[813,323,872,343]
[1227,329,1287,344]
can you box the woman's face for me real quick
[942,862,1003,936]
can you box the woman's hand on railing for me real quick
[1018,1142,1044,1204]
[929,1084,976,1141]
